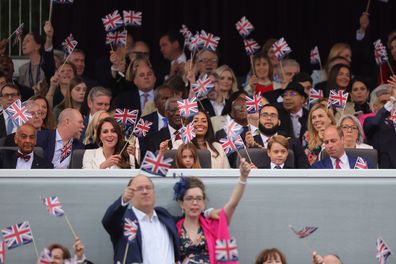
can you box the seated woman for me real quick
[266,135,291,169]
[53,76,87,120]
[215,65,239,100]
[83,110,111,149]
[192,110,230,168]
[349,77,371,115]
[82,117,136,169]
[40,237,93,263]
[255,248,288,264]
[173,158,251,263]
[46,62,76,109]
[338,114,373,149]
[31,95,56,130]
[175,142,201,169]
[302,103,336,165]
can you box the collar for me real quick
[270,162,284,169]
[55,129,63,143]
[132,206,157,222]
[290,108,303,118]
[249,124,259,136]
[330,152,348,164]
[138,89,154,97]
[157,111,165,120]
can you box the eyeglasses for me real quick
[184,196,204,202]
[134,185,154,193]
[282,91,298,97]
[198,58,218,64]
[341,125,358,131]
[1,93,19,98]
[260,112,278,119]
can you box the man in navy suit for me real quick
[102,175,180,264]
[0,124,53,169]
[312,126,374,169]
[36,108,85,169]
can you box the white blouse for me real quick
[82,147,135,169]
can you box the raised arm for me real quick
[223,158,251,223]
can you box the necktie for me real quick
[290,113,301,138]
[142,93,149,110]
[335,158,341,169]
[162,117,169,128]
[274,165,282,169]
[174,131,181,141]
[60,141,72,163]
[16,152,31,162]
[6,116,14,135]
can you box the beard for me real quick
[258,122,279,136]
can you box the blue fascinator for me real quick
[173,177,189,201]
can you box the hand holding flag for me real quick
[62,34,78,55]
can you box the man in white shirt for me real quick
[102,175,180,264]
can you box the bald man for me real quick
[0,124,53,169]
[313,252,342,264]
[102,175,180,264]
[36,108,85,168]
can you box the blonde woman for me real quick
[215,65,239,100]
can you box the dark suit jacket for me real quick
[311,154,374,169]
[0,149,54,169]
[253,132,310,168]
[363,107,392,149]
[102,197,180,263]
[200,98,228,118]
[278,106,309,142]
[0,115,6,138]
[142,127,173,156]
[111,80,141,113]
[260,159,293,169]
[142,111,159,136]
[36,130,85,164]
[377,127,396,168]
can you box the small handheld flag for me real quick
[43,196,65,217]
[309,88,324,106]
[220,135,244,156]
[310,46,321,65]
[106,30,127,47]
[289,225,318,239]
[224,117,244,140]
[244,39,261,56]
[62,34,78,55]
[272,37,292,60]
[102,10,124,32]
[114,108,138,127]
[199,30,220,52]
[1,221,34,249]
[328,90,349,109]
[215,237,239,262]
[235,16,254,38]
[192,74,214,99]
[245,94,263,114]
[373,39,389,65]
[12,23,24,46]
[376,237,392,264]
[123,10,142,27]
[4,99,32,127]
[132,118,152,138]
[141,151,173,177]
[177,97,198,118]
[124,218,138,242]
[179,121,196,144]
[354,156,368,169]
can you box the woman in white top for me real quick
[192,110,230,168]
[83,117,136,169]
[338,114,373,149]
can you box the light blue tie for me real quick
[162,117,169,128]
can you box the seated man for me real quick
[36,108,85,169]
[312,126,374,169]
[0,123,53,169]
[102,175,180,264]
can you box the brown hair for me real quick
[62,76,85,109]
[96,117,131,169]
[255,248,288,264]
[47,243,71,259]
[183,176,206,200]
[30,95,56,129]
[268,135,289,150]
[176,143,201,169]
[252,53,273,81]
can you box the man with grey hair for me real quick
[282,59,300,86]
[37,108,85,169]
[86,86,112,124]
[363,84,394,147]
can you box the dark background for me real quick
[51,0,396,79]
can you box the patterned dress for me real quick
[179,226,210,264]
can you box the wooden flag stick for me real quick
[64,214,78,240]
[48,0,54,22]
[122,243,129,264]
[242,143,253,165]
[279,60,286,85]
[250,56,256,76]
[365,0,371,13]
[31,233,40,259]
[387,60,395,76]
[6,23,24,40]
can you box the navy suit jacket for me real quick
[0,149,54,169]
[312,154,374,169]
[36,130,85,164]
[102,197,180,263]
[142,111,159,136]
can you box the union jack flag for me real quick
[102,10,124,32]
[220,135,244,156]
[53,0,74,3]
[39,248,53,264]
[114,108,138,126]
[235,16,254,38]
[224,117,244,140]
[290,225,318,239]
[62,34,78,55]
[60,140,72,163]
[377,237,392,264]
[123,10,142,27]
[42,196,65,217]
[244,38,261,56]
[0,241,5,264]
[4,99,32,127]
[310,46,321,65]
[245,94,262,113]
[132,118,152,138]
[189,31,201,52]
[106,30,127,47]
[199,30,220,52]
[177,97,198,118]
[309,88,324,105]
[12,23,24,46]
[180,24,192,39]
[215,237,239,262]
[192,74,214,99]
[354,156,368,169]
[124,218,138,242]
[141,151,173,177]
[388,109,396,125]
[328,90,349,109]
[373,39,389,65]
[179,121,196,144]
[272,37,292,60]
[1,221,34,249]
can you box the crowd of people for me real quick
[0,9,394,263]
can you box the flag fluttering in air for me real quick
[376,237,392,264]
[106,30,127,47]
[4,99,32,127]
[235,16,254,38]
[114,108,138,127]
[123,10,142,27]
[224,117,244,140]
[177,97,198,118]
[289,225,318,239]
[1,221,34,249]
[124,218,138,242]
[373,39,389,65]
[309,88,324,106]
[272,37,292,60]
[189,31,201,52]
[132,118,152,138]
[179,121,196,144]
[102,10,124,32]
[310,46,321,65]
[245,94,263,114]
[62,34,78,55]
[199,30,220,52]
[192,74,215,99]
[215,237,239,262]
[328,90,349,109]
[43,196,65,217]
[244,39,261,56]
[141,151,173,177]
[220,135,244,156]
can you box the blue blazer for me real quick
[36,130,85,163]
[142,110,159,136]
[312,154,375,169]
[102,197,180,263]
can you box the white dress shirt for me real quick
[132,207,175,264]
[270,162,284,169]
[157,112,166,131]
[168,125,182,150]
[330,152,350,169]
[210,99,225,116]
[16,151,34,169]
[171,52,186,65]
[52,130,72,169]
[2,109,17,135]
